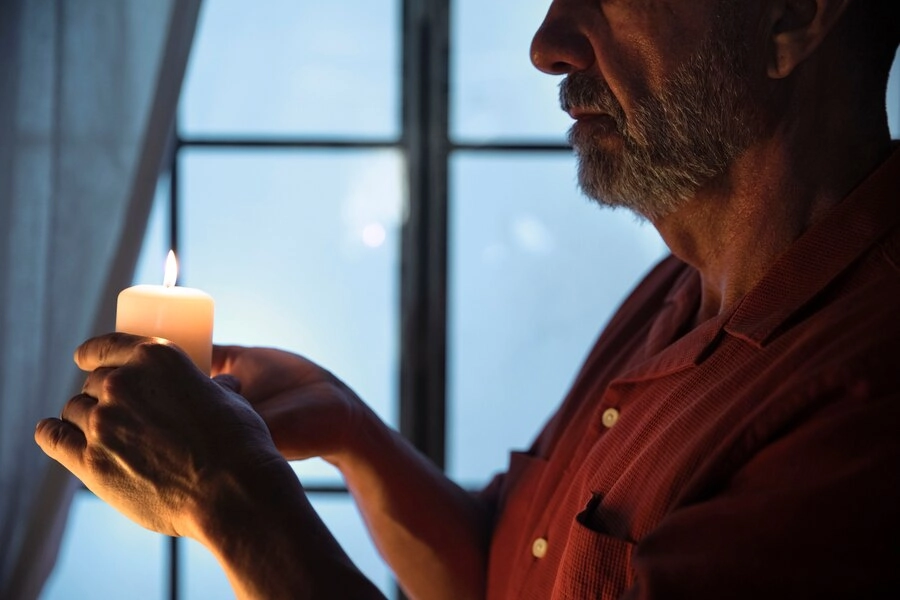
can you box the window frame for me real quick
[70,1,572,599]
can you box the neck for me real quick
[652,85,892,325]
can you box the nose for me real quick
[530,1,595,75]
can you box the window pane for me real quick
[41,492,166,600]
[889,52,899,138]
[451,0,569,142]
[179,149,402,485]
[132,174,170,286]
[181,493,394,599]
[181,0,400,138]
[448,153,669,487]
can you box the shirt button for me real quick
[602,408,620,428]
[532,537,548,559]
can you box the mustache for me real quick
[558,73,625,122]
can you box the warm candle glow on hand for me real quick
[116,250,215,374]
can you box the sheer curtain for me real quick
[0,1,201,598]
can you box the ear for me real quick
[765,0,853,79]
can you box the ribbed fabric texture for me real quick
[482,148,900,600]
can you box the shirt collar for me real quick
[618,145,900,382]
[724,145,900,348]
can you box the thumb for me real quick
[212,374,242,393]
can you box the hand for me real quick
[213,346,490,600]
[35,333,284,539]
[211,345,366,464]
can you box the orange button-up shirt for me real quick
[483,147,900,599]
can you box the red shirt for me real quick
[483,147,900,599]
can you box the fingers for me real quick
[81,366,140,403]
[74,332,168,372]
[61,392,99,427]
[81,367,113,401]
[35,417,86,468]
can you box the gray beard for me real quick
[560,21,761,220]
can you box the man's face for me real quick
[533,0,765,220]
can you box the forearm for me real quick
[208,345,492,598]
[190,457,386,600]
[332,409,492,600]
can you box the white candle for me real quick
[116,251,215,374]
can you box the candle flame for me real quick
[163,250,178,288]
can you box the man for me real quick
[36,0,900,598]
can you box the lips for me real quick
[567,107,604,120]
[559,72,621,123]
[569,112,620,138]
[566,107,620,129]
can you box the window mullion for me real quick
[399,0,451,471]
[169,122,181,600]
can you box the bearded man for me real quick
[36,0,900,598]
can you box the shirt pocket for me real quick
[550,498,636,600]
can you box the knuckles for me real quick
[100,367,134,402]
[85,405,113,444]
[81,340,193,401]
[134,339,177,362]
[134,339,195,374]
[75,332,179,370]
[84,403,135,451]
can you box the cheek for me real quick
[593,35,659,119]
[590,13,691,115]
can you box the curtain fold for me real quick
[0,1,201,598]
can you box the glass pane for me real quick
[888,52,899,138]
[451,0,569,142]
[132,174,170,286]
[181,0,400,138]
[42,491,166,600]
[181,493,394,599]
[448,153,669,487]
[179,149,403,486]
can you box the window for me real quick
[889,53,900,137]
[42,3,900,599]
